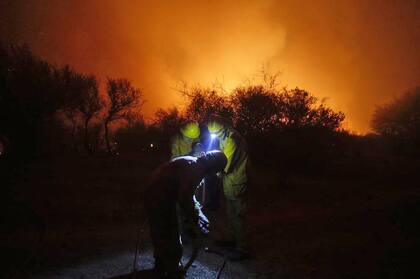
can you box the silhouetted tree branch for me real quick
[181,86,234,124]
[104,78,142,153]
[77,75,102,154]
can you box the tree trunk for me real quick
[70,117,78,151]
[104,119,111,153]
[84,117,92,154]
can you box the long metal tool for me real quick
[216,257,227,279]
[181,238,199,274]
[204,246,231,279]
[201,179,206,207]
[132,219,148,279]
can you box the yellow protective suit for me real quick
[209,123,249,251]
[170,122,200,158]
[170,133,198,158]
[219,129,248,199]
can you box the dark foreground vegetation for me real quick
[1,44,419,278]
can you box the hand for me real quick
[216,171,224,178]
[198,215,210,234]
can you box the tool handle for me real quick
[216,258,227,279]
[182,238,199,272]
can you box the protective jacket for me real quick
[146,156,205,228]
[144,151,227,276]
[170,133,199,159]
[218,128,248,199]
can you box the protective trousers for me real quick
[225,192,247,251]
[147,202,182,277]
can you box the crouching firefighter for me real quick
[144,151,227,278]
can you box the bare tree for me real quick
[77,75,102,154]
[182,86,234,124]
[56,67,103,153]
[57,66,82,149]
[153,107,186,136]
[104,78,142,153]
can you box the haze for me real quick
[1,0,419,132]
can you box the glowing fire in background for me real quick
[2,0,419,133]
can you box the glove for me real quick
[198,215,210,234]
[216,171,224,178]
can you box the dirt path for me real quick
[29,241,258,279]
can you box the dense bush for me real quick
[371,87,420,155]
[154,83,347,176]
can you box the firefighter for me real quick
[170,121,204,241]
[144,151,227,278]
[207,120,249,260]
[171,121,201,158]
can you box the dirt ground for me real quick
[2,154,420,278]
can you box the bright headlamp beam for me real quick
[207,133,217,151]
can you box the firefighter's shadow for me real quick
[107,269,157,279]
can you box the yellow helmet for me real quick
[207,121,224,134]
[180,121,200,139]
[207,121,223,134]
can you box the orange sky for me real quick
[1,0,419,133]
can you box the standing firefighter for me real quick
[144,151,227,278]
[207,120,249,260]
[171,121,201,158]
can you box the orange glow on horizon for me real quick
[1,0,419,133]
